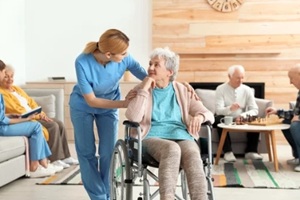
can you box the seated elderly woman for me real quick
[0,59,55,178]
[125,47,214,200]
[0,65,78,169]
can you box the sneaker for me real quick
[245,152,263,160]
[52,160,70,169]
[287,158,299,165]
[294,165,300,172]
[48,163,64,173]
[30,165,55,178]
[224,152,236,162]
[62,157,79,165]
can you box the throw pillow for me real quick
[195,89,216,114]
[289,101,296,109]
[255,98,273,117]
[31,95,56,118]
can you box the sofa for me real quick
[195,88,273,155]
[0,88,64,187]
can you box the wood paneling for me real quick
[153,0,300,144]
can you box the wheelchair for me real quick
[109,120,215,200]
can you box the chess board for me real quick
[246,115,283,126]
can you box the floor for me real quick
[0,144,300,200]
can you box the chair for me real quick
[109,120,215,200]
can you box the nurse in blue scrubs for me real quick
[69,29,147,200]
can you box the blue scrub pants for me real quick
[282,121,300,159]
[0,121,51,161]
[70,108,118,200]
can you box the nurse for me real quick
[69,29,147,200]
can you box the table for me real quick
[215,123,290,172]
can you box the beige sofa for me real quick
[195,88,273,155]
[0,88,64,187]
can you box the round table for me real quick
[215,123,290,172]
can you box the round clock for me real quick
[207,0,244,13]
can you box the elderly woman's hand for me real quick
[39,113,53,122]
[140,76,155,90]
[6,113,21,118]
[188,115,204,138]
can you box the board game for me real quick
[246,115,283,126]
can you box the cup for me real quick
[220,116,234,125]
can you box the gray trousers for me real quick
[38,119,71,162]
[143,138,207,200]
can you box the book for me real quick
[21,106,42,118]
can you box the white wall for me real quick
[1,0,151,83]
[0,0,26,85]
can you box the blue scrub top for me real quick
[69,53,147,114]
[0,94,10,132]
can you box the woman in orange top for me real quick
[0,65,78,169]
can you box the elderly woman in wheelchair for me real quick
[120,46,214,199]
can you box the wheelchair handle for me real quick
[123,120,140,128]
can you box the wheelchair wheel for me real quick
[110,139,133,200]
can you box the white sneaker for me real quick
[48,163,64,173]
[30,165,55,178]
[62,157,79,165]
[245,152,263,160]
[287,158,299,165]
[294,165,300,172]
[52,160,70,169]
[224,152,236,162]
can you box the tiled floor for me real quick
[0,144,299,200]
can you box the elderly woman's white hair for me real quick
[150,47,179,81]
[228,65,245,77]
[3,64,15,73]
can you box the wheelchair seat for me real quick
[128,138,159,168]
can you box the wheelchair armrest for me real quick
[123,120,140,128]
[202,121,212,128]
[122,120,143,176]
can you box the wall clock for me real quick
[207,0,244,13]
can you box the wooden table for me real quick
[215,123,290,172]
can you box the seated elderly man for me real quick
[213,65,263,162]
[125,47,214,200]
[266,64,300,172]
[0,65,78,169]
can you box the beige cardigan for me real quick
[125,81,214,140]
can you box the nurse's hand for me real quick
[182,82,199,101]
[125,89,137,101]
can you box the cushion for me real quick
[31,95,56,118]
[0,137,25,162]
[255,98,273,117]
[195,89,216,113]
[289,101,296,109]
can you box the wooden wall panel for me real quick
[153,0,300,134]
